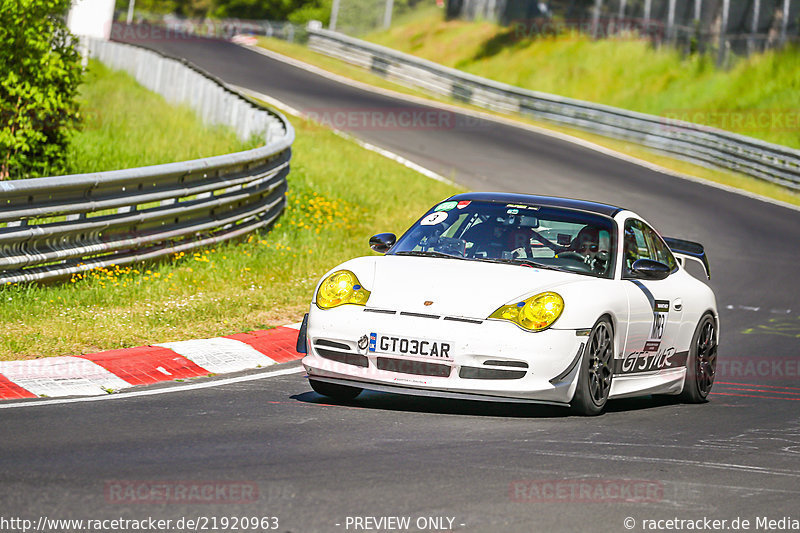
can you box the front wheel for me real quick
[309,379,362,401]
[679,314,718,403]
[571,318,614,416]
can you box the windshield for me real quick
[390,199,617,278]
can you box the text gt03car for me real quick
[299,193,718,415]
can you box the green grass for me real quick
[0,72,461,361]
[364,12,800,149]
[64,61,260,174]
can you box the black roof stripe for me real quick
[447,192,623,217]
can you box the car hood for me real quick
[356,255,582,319]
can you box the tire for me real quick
[571,317,614,416]
[309,379,362,401]
[679,313,718,403]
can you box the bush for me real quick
[0,0,83,179]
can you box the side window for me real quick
[623,219,677,276]
[642,224,677,270]
[623,219,649,274]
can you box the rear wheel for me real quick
[680,314,718,403]
[571,318,614,416]
[309,379,362,401]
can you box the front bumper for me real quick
[301,305,587,405]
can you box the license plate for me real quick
[368,332,453,360]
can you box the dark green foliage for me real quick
[0,0,83,179]
[287,0,332,25]
[115,0,329,21]
[211,0,295,19]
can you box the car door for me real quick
[619,218,686,375]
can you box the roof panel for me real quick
[446,192,623,217]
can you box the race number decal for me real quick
[420,211,449,226]
[647,300,670,351]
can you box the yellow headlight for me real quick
[316,270,371,310]
[488,292,564,331]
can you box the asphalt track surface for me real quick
[2,33,800,533]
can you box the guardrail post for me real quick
[592,0,603,38]
[748,0,761,55]
[330,0,340,31]
[717,0,730,66]
[780,0,790,44]
[383,0,394,29]
[667,0,677,43]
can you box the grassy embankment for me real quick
[256,7,800,206]
[367,8,800,150]
[0,61,461,360]
[65,61,262,172]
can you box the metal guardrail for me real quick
[0,39,294,284]
[308,28,800,191]
[157,17,304,42]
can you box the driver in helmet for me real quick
[571,226,600,259]
[565,226,610,274]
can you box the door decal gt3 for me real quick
[615,347,688,374]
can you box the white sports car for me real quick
[298,193,718,415]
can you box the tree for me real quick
[0,0,83,179]
[211,0,296,20]
[287,0,332,25]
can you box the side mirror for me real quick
[630,258,671,280]
[369,233,396,253]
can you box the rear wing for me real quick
[664,237,710,280]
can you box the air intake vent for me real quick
[399,312,440,319]
[315,339,351,351]
[376,357,451,377]
[443,317,483,324]
[459,367,526,380]
[316,348,369,368]
[483,360,529,369]
[364,308,396,315]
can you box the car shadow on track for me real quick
[291,390,684,418]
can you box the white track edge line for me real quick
[0,365,305,409]
[242,43,800,213]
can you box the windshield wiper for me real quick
[395,252,568,272]
[394,250,465,260]
[472,257,562,271]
